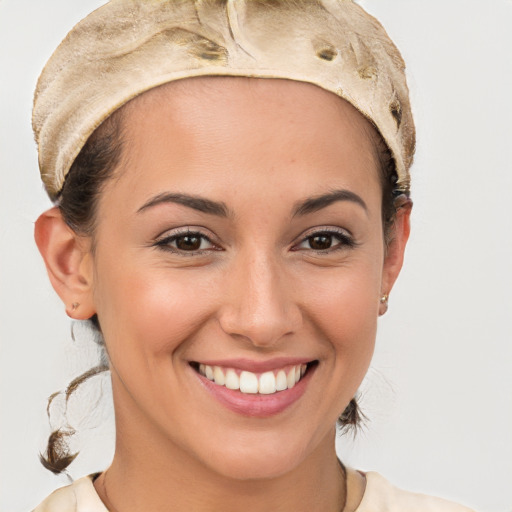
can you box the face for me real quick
[79,77,405,480]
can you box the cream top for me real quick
[33,470,476,511]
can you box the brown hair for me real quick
[39,93,407,474]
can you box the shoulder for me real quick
[32,475,108,512]
[356,472,476,512]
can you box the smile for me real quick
[196,363,309,395]
[190,359,318,417]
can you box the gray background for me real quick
[1,1,511,511]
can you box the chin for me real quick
[205,448,304,481]
[192,427,324,482]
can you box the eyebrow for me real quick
[137,193,230,217]
[293,189,368,217]
[137,189,367,218]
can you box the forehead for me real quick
[126,76,376,138]
[121,76,380,166]
[107,77,381,210]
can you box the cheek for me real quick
[92,255,217,361]
[313,277,378,350]
[298,254,382,370]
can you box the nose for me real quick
[217,251,302,348]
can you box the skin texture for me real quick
[35,77,411,512]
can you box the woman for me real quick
[24,0,476,510]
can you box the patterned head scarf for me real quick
[33,0,415,200]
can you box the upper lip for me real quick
[191,357,315,373]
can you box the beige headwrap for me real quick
[33,0,415,200]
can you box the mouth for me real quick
[190,360,318,396]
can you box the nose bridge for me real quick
[219,246,301,346]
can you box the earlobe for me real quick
[34,207,96,320]
[380,200,412,310]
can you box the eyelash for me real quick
[292,227,357,254]
[153,227,356,255]
[153,228,219,255]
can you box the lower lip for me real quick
[194,366,316,418]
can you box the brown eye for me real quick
[175,235,202,251]
[294,229,356,253]
[308,234,333,250]
[155,231,216,253]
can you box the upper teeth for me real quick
[198,364,307,395]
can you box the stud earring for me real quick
[71,302,80,311]
[379,294,389,316]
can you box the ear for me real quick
[379,200,412,315]
[34,207,96,320]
